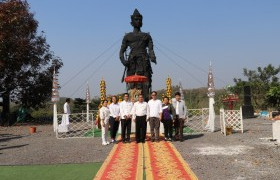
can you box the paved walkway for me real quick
[94,136,198,180]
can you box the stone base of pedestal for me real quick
[242,105,254,118]
[128,88,142,102]
[272,121,280,143]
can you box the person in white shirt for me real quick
[99,100,110,145]
[119,93,133,143]
[58,98,71,133]
[131,94,149,143]
[172,92,187,142]
[109,96,120,143]
[147,91,162,142]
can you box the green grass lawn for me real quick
[84,128,102,137]
[84,128,120,137]
[184,126,197,133]
[0,162,102,180]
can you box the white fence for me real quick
[220,107,243,136]
[185,108,209,134]
[56,111,98,139]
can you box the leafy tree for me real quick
[73,98,86,113]
[232,64,280,110]
[0,0,63,125]
[90,98,101,110]
[266,86,280,110]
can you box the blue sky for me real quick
[27,0,280,98]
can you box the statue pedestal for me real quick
[272,121,280,143]
[128,88,142,102]
[242,105,254,118]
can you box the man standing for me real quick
[131,94,149,143]
[109,96,120,143]
[172,92,187,142]
[120,93,133,143]
[148,91,162,142]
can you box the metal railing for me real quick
[185,108,209,134]
[56,111,98,139]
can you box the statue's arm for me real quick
[148,34,157,64]
[119,35,129,67]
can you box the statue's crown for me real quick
[131,9,142,19]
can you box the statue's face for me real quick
[131,16,142,28]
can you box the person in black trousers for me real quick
[131,94,149,143]
[109,96,120,143]
[162,96,175,141]
[119,93,133,143]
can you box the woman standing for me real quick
[100,100,110,146]
[162,97,175,141]
[109,96,120,143]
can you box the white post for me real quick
[273,121,280,143]
[222,109,226,136]
[86,82,90,122]
[207,97,215,132]
[206,61,215,132]
[51,67,59,133]
[53,103,58,132]
[86,103,89,122]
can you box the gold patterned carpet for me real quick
[94,136,198,180]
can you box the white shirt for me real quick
[99,106,110,123]
[64,102,71,114]
[120,100,133,119]
[109,103,120,118]
[172,98,187,119]
[131,101,149,120]
[176,101,179,115]
[148,99,162,118]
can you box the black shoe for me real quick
[142,140,145,143]
[136,141,140,144]
[164,137,168,141]
[122,140,126,144]
[151,139,155,142]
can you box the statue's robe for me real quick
[120,32,156,99]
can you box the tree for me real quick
[0,0,63,125]
[232,64,280,110]
[266,86,280,110]
[73,98,86,113]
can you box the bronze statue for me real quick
[119,9,156,100]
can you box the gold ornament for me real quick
[166,76,172,102]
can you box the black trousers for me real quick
[109,116,119,140]
[162,119,173,139]
[174,115,184,140]
[136,115,147,142]
[121,118,131,141]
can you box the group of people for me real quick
[99,91,187,146]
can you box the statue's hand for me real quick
[121,59,129,67]
[151,58,157,65]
